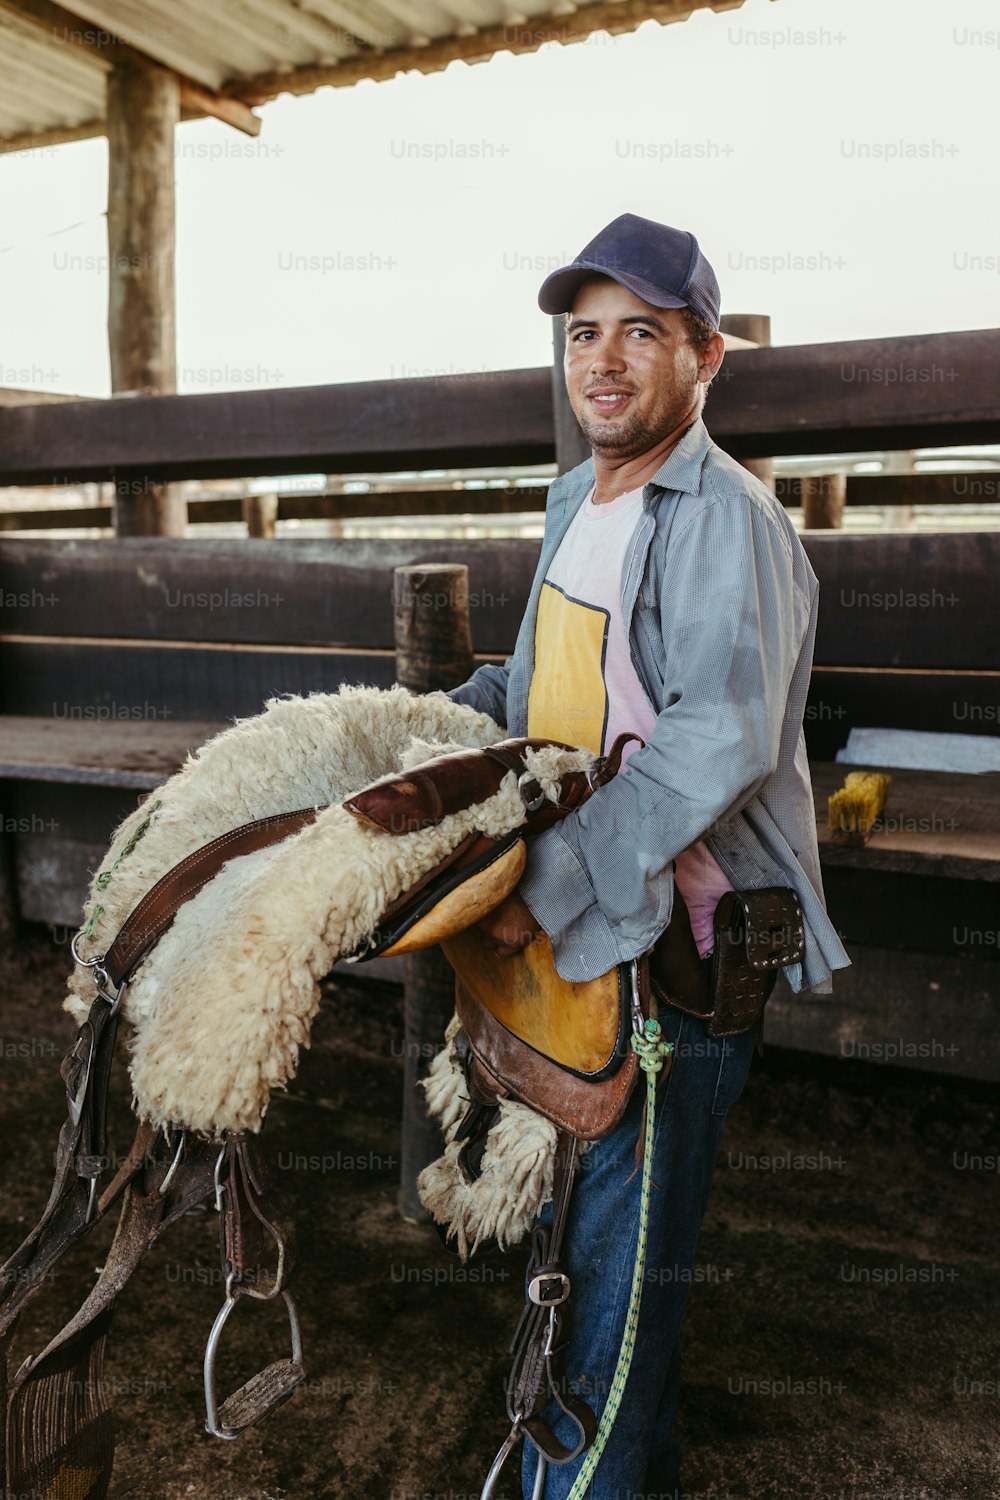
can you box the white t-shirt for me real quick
[527,484,732,955]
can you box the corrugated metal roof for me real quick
[0,0,764,151]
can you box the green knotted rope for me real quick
[83,799,162,939]
[565,1016,673,1500]
[94,800,161,892]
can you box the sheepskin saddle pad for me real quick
[67,684,598,1139]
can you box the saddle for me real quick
[0,698,633,1500]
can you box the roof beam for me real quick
[0,105,224,154]
[0,0,261,134]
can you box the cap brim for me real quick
[537,260,689,316]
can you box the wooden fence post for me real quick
[243,492,279,538]
[800,473,847,529]
[393,564,475,1221]
[719,313,774,493]
[107,62,185,537]
[551,317,591,475]
[0,814,19,945]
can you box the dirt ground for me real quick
[0,925,997,1500]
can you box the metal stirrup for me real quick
[203,1281,305,1440]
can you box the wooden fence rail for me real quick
[2,472,999,535]
[1,330,999,489]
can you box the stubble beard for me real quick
[573,383,702,460]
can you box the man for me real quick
[447,213,850,1498]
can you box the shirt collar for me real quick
[553,415,713,515]
[645,416,713,499]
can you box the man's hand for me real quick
[473,889,543,958]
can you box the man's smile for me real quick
[586,386,636,415]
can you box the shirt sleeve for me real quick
[445,658,512,729]
[517,488,808,981]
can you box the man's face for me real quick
[563,277,717,459]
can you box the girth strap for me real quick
[480,1136,595,1500]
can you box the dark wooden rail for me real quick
[1,330,999,488]
[3,471,999,536]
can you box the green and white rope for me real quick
[83,800,162,939]
[565,1017,673,1500]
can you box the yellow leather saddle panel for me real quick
[441,926,622,1075]
[381,839,527,957]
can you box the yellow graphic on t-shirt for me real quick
[527,581,609,754]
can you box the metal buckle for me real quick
[527,1269,570,1307]
[517,770,546,814]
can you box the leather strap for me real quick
[506,1137,597,1466]
[103,806,319,987]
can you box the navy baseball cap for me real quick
[537,213,721,331]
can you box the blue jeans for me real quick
[521,1006,756,1500]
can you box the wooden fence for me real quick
[1,325,999,1082]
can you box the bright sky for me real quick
[0,0,997,398]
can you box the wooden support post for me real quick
[719,313,775,492]
[0,808,19,945]
[551,316,591,476]
[392,563,475,693]
[800,473,847,529]
[106,62,185,538]
[243,492,279,539]
[393,564,475,1221]
[880,450,917,531]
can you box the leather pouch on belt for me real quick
[707,886,805,1037]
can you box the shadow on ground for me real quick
[0,926,996,1500]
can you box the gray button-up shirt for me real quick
[448,416,851,995]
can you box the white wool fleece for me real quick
[65,685,596,1138]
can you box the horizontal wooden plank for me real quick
[793,471,1000,508]
[0,716,225,788]
[0,537,539,650]
[0,488,555,534]
[3,473,997,537]
[0,369,556,485]
[804,668,1000,759]
[811,762,1000,881]
[0,503,114,532]
[710,328,1000,458]
[765,945,999,1082]
[4,533,999,667]
[271,488,550,522]
[0,639,403,721]
[803,532,1000,669]
[1,330,998,486]
[822,863,999,959]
